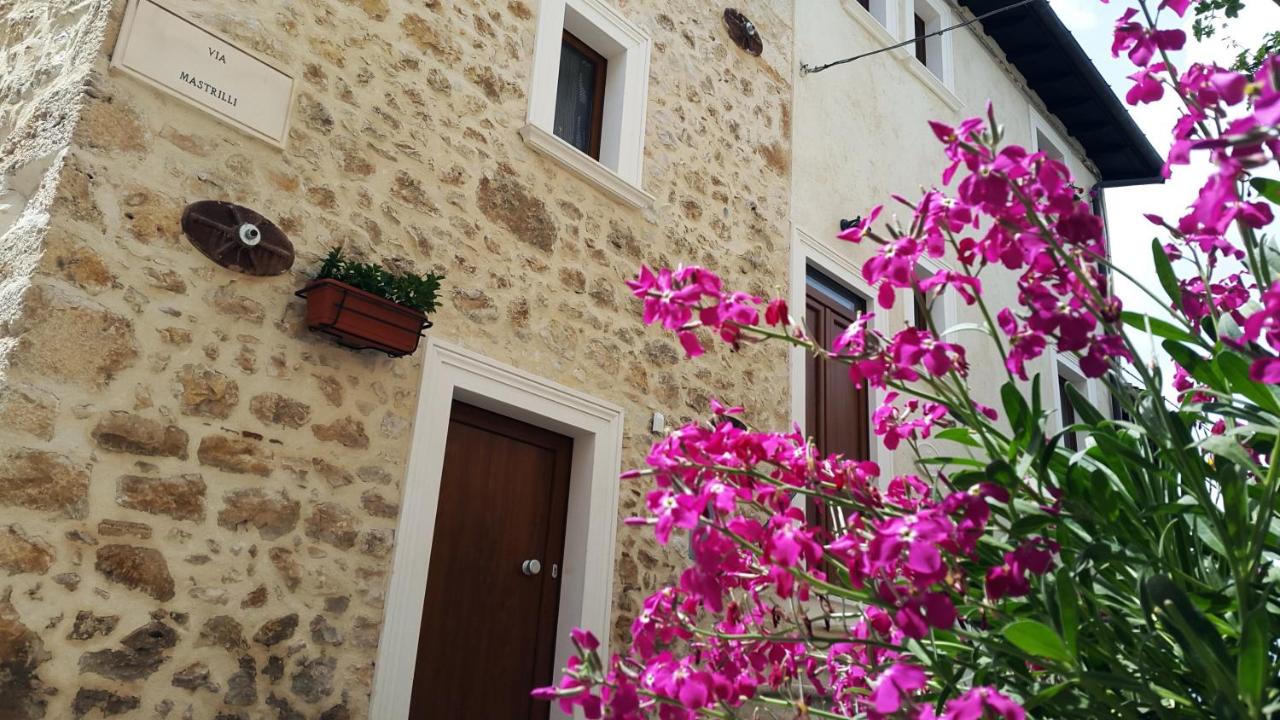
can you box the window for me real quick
[1035,129,1065,161]
[1058,373,1079,452]
[1057,363,1087,452]
[913,290,929,332]
[554,31,606,159]
[804,268,871,533]
[914,13,927,65]
[850,0,892,30]
[913,264,946,333]
[521,0,653,208]
[910,0,950,84]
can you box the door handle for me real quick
[521,559,542,576]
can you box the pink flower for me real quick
[1250,358,1280,383]
[764,298,789,326]
[864,237,923,309]
[874,392,948,450]
[570,627,600,652]
[646,490,704,544]
[1126,65,1166,105]
[870,663,928,716]
[920,269,982,305]
[1112,9,1184,66]
[532,657,602,718]
[943,687,1026,720]
[986,538,1058,600]
[839,205,885,243]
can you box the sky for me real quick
[1048,0,1280,345]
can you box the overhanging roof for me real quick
[957,0,1164,185]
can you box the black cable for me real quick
[800,0,1043,75]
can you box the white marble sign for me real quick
[111,0,296,146]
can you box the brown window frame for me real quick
[914,13,928,66]
[913,295,929,332]
[1058,373,1080,452]
[559,30,608,161]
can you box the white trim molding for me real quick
[520,123,655,208]
[899,0,962,111]
[1051,351,1106,431]
[523,0,653,208]
[913,255,959,337]
[843,0,901,45]
[370,339,625,719]
[790,225,895,479]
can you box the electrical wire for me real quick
[800,0,1043,75]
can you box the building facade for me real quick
[0,0,1152,718]
[790,0,1159,475]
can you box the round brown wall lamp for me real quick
[723,8,763,57]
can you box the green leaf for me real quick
[1152,237,1182,305]
[1251,177,1280,204]
[934,427,981,448]
[985,460,1018,491]
[1163,340,1224,390]
[1143,574,1238,700]
[1009,513,1056,537]
[1064,382,1105,426]
[1001,381,1030,442]
[1215,351,1280,415]
[1001,620,1073,666]
[1238,609,1269,708]
[1120,310,1199,344]
[1055,569,1080,658]
[1200,435,1260,475]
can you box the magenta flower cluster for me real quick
[1111,0,1280,383]
[537,403,1042,718]
[536,0,1280,717]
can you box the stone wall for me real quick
[0,0,794,717]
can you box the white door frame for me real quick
[370,339,625,718]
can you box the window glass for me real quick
[554,33,605,158]
[914,14,927,65]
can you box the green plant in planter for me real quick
[315,247,443,315]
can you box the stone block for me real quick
[0,449,90,518]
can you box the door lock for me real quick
[521,559,542,576]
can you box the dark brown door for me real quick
[409,401,573,720]
[805,270,871,531]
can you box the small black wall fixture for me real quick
[839,216,863,232]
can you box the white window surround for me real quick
[912,256,958,336]
[840,0,962,112]
[909,0,952,87]
[790,226,895,479]
[845,0,897,33]
[1029,107,1075,164]
[370,339,624,720]
[521,0,654,208]
[842,0,903,61]
[1050,353,1104,435]
[902,0,960,110]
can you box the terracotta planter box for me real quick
[296,278,431,357]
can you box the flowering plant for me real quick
[537,1,1280,717]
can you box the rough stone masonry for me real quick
[0,0,794,716]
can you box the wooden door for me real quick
[409,401,573,720]
[805,271,871,531]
